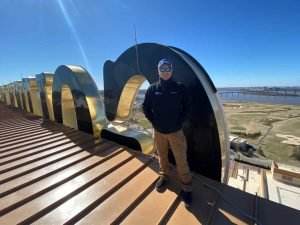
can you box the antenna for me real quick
[134,25,141,74]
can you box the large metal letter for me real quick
[22,78,43,116]
[7,83,16,107]
[36,73,55,120]
[22,78,34,113]
[0,86,5,103]
[52,65,107,137]
[103,43,229,183]
[14,81,24,110]
[3,85,11,105]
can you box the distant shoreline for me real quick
[220,95,300,106]
[221,99,300,106]
[99,88,300,106]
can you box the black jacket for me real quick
[142,77,189,134]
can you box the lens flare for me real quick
[56,0,91,71]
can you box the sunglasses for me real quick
[159,65,172,72]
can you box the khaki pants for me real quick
[154,129,192,191]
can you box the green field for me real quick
[133,101,300,167]
[224,102,300,166]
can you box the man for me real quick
[142,58,192,207]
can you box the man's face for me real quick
[158,64,173,80]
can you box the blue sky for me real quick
[0,0,299,89]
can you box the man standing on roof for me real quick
[142,58,192,207]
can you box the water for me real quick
[134,89,300,105]
[219,91,300,105]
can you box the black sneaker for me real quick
[155,176,168,192]
[180,190,192,208]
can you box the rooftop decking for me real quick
[0,104,299,225]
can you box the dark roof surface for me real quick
[0,104,299,225]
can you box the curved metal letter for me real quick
[53,65,107,137]
[7,83,17,107]
[12,82,19,108]
[22,78,34,113]
[3,85,11,105]
[103,43,229,183]
[36,73,55,120]
[0,86,5,103]
[15,81,25,110]
[22,78,43,116]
